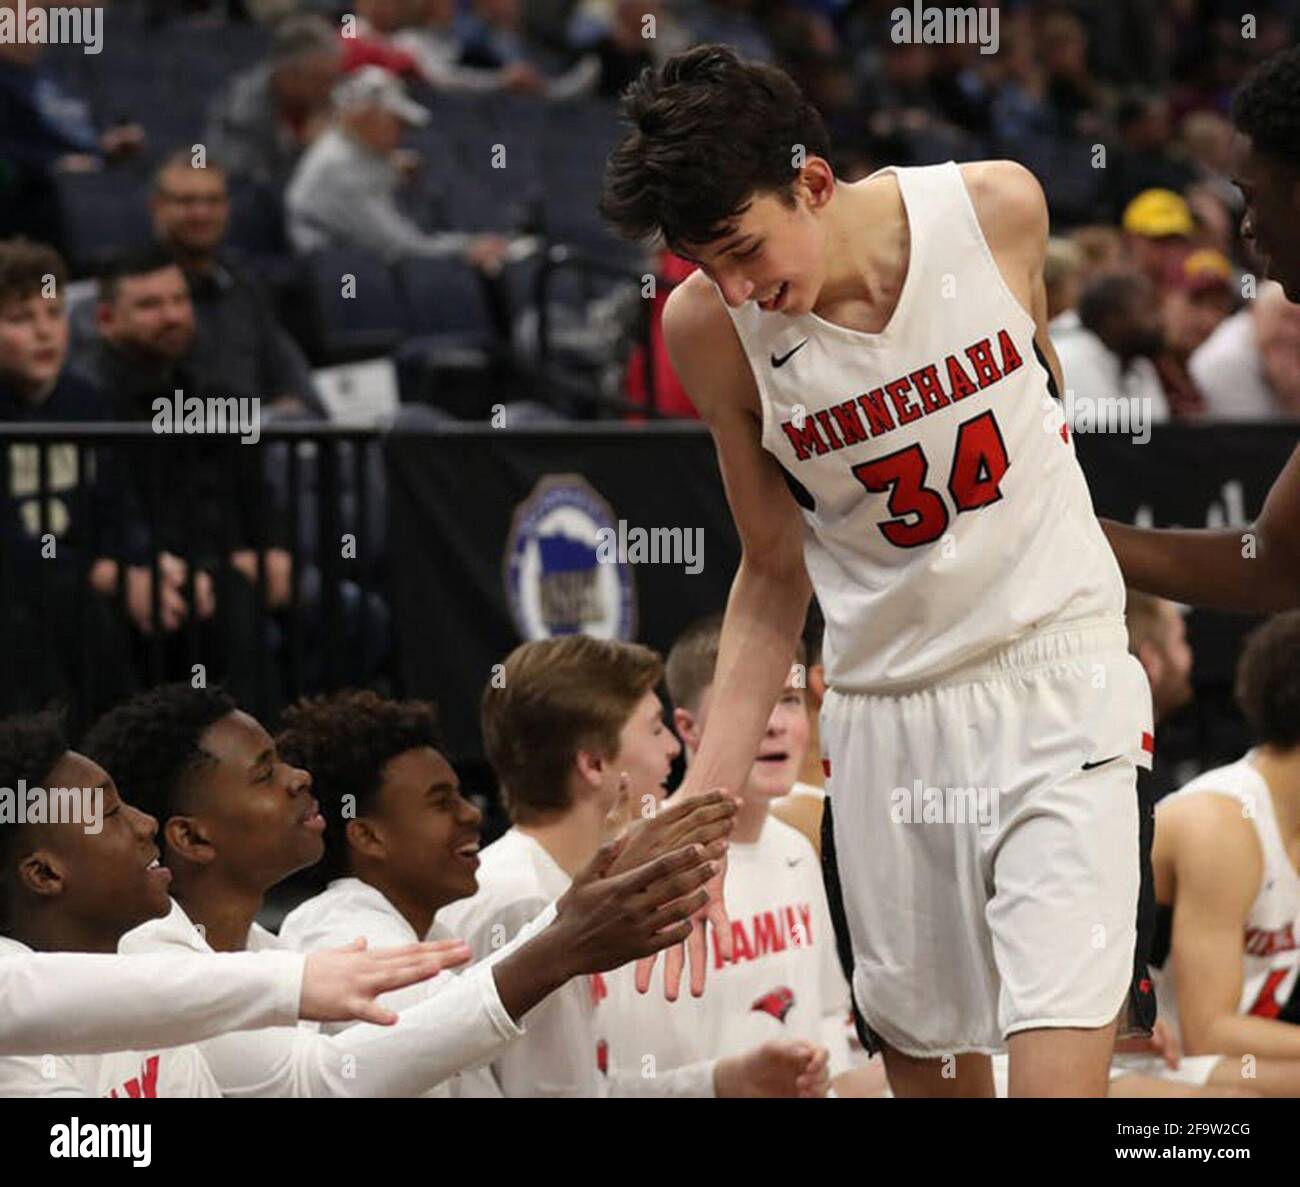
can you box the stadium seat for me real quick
[302,248,408,365]
[55,170,155,276]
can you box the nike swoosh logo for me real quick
[1081,755,1123,771]
[770,340,808,368]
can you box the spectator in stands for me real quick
[1154,249,1237,418]
[1044,237,1084,326]
[206,14,343,190]
[69,246,293,705]
[0,238,133,713]
[1190,281,1300,420]
[1069,224,1125,284]
[0,7,145,245]
[339,0,423,80]
[1038,8,1106,140]
[1181,111,1240,213]
[681,0,773,65]
[149,152,324,419]
[1126,591,1195,732]
[285,67,511,270]
[458,0,601,98]
[1102,93,1197,220]
[582,0,659,99]
[393,0,544,93]
[1051,270,1170,424]
[1122,189,1195,296]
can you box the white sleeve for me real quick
[185,902,560,1097]
[0,951,303,1056]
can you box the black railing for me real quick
[1,423,388,736]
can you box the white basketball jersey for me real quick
[723,161,1125,692]
[1154,755,1300,1033]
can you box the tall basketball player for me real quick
[1101,46,1300,609]
[601,46,1156,1098]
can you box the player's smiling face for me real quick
[363,747,483,908]
[23,752,173,945]
[676,163,834,317]
[1232,132,1300,302]
[181,711,324,889]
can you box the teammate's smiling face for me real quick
[1232,131,1300,302]
[675,160,835,316]
[168,711,324,890]
[14,752,172,947]
[352,746,484,910]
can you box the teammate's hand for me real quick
[632,787,735,1000]
[548,838,717,977]
[1113,1017,1181,1068]
[607,787,736,874]
[298,937,472,1026]
[714,1039,831,1098]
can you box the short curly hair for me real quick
[1235,612,1300,749]
[80,684,237,833]
[0,709,69,930]
[600,44,831,247]
[1232,46,1300,171]
[277,691,444,880]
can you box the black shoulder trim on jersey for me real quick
[778,460,816,511]
[1032,339,1062,404]
[1150,901,1173,969]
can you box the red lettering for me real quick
[753,911,787,957]
[965,338,1002,388]
[908,364,950,414]
[856,389,896,436]
[781,417,830,461]
[814,409,844,450]
[945,354,978,401]
[885,378,920,424]
[996,328,1023,374]
[731,919,755,963]
[828,399,870,448]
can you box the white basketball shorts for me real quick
[821,616,1154,1057]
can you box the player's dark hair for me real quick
[1235,612,1300,749]
[96,243,185,305]
[1077,272,1146,334]
[1232,46,1300,172]
[81,685,237,838]
[0,710,68,932]
[278,691,444,880]
[600,44,832,247]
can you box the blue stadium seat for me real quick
[302,249,408,364]
[55,170,154,275]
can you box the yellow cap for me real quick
[1122,189,1194,238]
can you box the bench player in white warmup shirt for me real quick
[69,684,716,1097]
[601,615,882,1096]
[442,636,831,1098]
[273,689,733,1097]
[601,46,1155,1096]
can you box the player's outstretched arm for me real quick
[1100,445,1300,611]
[636,276,813,1001]
[0,941,464,1056]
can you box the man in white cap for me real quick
[285,65,510,271]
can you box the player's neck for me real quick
[517,799,606,879]
[8,912,121,954]
[813,178,909,314]
[173,874,265,953]
[1251,746,1300,843]
[355,868,435,940]
[732,794,771,844]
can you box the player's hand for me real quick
[633,786,735,1000]
[548,838,717,976]
[714,1039,830,1099]
[607,786,736,874]
[1113,1017,1181,1069]
[298,937,472,1026]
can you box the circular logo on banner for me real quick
[504,474,637,642]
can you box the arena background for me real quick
[1,0,1297,916]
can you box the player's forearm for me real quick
[489,931,573,1024]
[0,950,302,1056]
[681,555,812,797]
[1100,519,1300,612]
[1189,1013,1300,1060]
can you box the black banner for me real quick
[388,423,1299,768]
